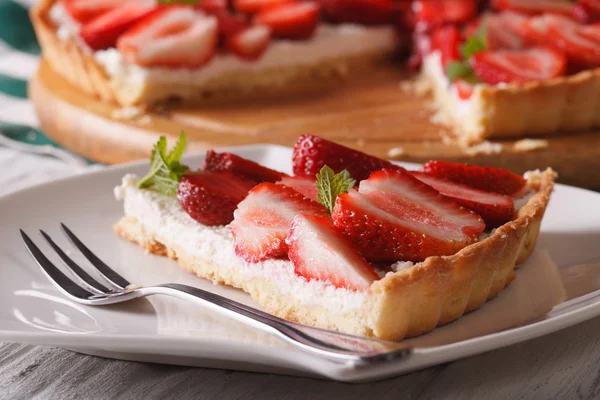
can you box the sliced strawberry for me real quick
[485,11,531,50]
[226,25,272,60]
[527,14,600,69]
[318,0,398,26]
[196,0,229,15]
[193,0,249,38]
[292,135,400,182]
[234,0,298,15]
[396,2,416,33]
[471,46,567,85]
[574,0,600,23]
[412,172,514,228]
[231,183,328,263]
[462,14,484,39]
[414,0,478,32]
[79,0,156,51]
[63,0,123,24]
[276,176,318,202]
[431,25,462,67]
[177,171,257,226]
[454,79,474,100]
[332,169,485,263]
[491,0,575,16]
[203,150,285,182]
[579,22,600,41]
[286,214,378,291]
[422,161,526,195]
[254,2,321,40]
[214,11,249,37]
[117,6,218,68]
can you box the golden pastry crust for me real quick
[114,168,556,341]
[31,0,396,106]
[420,55,600,144]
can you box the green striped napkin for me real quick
[0,0,89,164]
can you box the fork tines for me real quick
[20,224,130,301]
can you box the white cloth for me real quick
[0,147,79,195]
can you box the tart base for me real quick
[31,0,399,107]
[114,169,556,341]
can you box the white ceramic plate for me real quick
[2,144,600,382]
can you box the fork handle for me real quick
[135,283,410,365]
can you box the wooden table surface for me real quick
[2,135,600,400]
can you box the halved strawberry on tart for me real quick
[412,0,600,143]
[114,133,556,340]
[33,0,404,106]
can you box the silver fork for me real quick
[19,224,411,365]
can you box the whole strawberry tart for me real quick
[114,133,556,340]
[32,0,600,143]
[32,0,404,106]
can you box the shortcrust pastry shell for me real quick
[31,0,395,106]
[114,168,556,341]
[420,60,600,144]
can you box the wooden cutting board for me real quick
[29,60,600,189]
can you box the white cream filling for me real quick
[95,25,397,85]
[422,51,479,119]
[115,175,368,313]
[49,3,398,86]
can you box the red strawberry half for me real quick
[63,0,124,24]
[203,150,285,182]
[254,2,321,40]
[414,0,478,32]
[454,79,474,100]
[276,175,319,203]
[574,0,600,23]
[412,172,515,228]
[117,6,218,68]
[318,0,399,26]
[230,183,328,263]
[292,134,400,181]
[491,0,575,16]
[422,161,526,195]
[286,214,378,291]
[177,171,257,226]
[196,0,229,15]
[332,169,485,262]
[431,25,462,67]
[471,46,567,85]
[213,11,249,38]
[226,25,272,60]
[234,0,297,15]
[485,11,531,50]
[79,0,156,51]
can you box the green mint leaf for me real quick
[460,23,487,60]
[316,166,356,214]
[446,61,473,82]
[167,131,186,165]
[137,132,189,196]
[155,136,167,159]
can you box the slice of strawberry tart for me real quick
[410,0,600,143]
[114,133,556,340]
[33,0,404,106]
